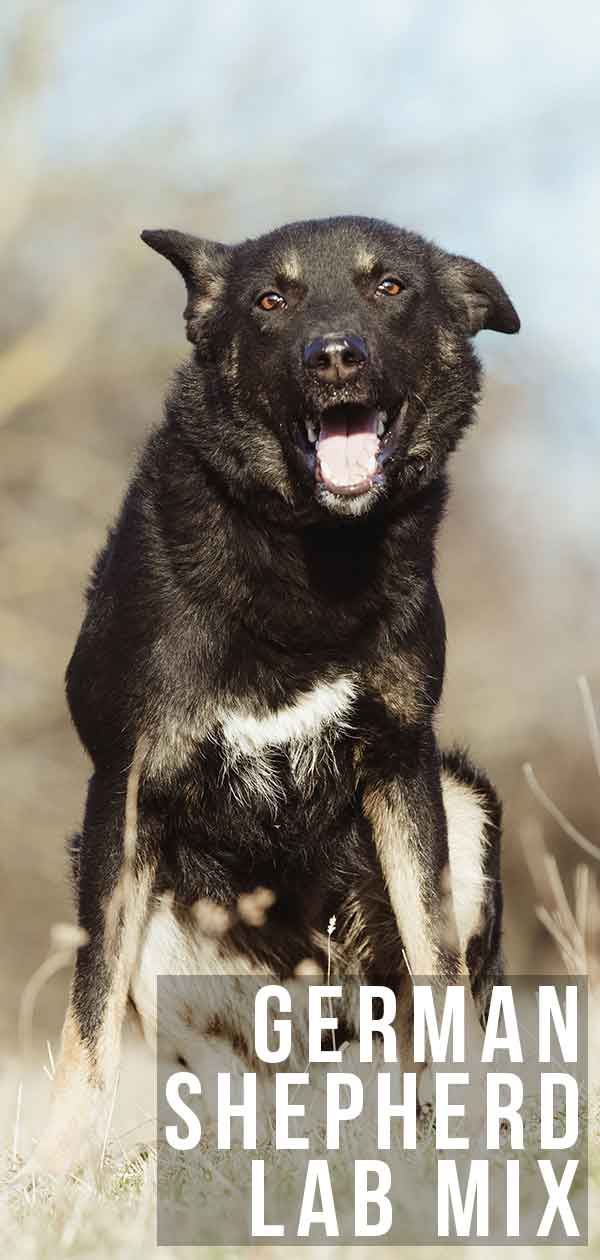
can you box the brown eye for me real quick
[376,276,403,297]
[257,291,286,311]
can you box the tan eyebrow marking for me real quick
[278,253,303,282]
[354,247,378,274]
[194,274,225,312]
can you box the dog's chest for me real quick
[149,674,357,809]
[217,675,357,808]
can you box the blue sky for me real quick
[6,0,600,545]
[36,0,599,379]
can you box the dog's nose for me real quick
[303,334,368,384]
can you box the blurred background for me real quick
[2,0,600,1048]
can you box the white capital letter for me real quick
[482,986,523,1062]
[539,986,578,1063]
[275,1073,309,1149]
[251,1161,284,1237]
[438,1160,489,1237]
[486,1072,524,1150]
[506,1159,520,1237]
[355,1160,392,1237]
[164,1071,202,1150]
[308,986,342,1062]
[540,1075,579,1149]
[537,1160,580,1237]
[413,984,465,1063]
[217,1072,256,1149]
[326,1073,363,1149]
[255,984,292,1063]
[297,1160,339,1237]
[436,1073,469,1150]
[359,986,397,1062]
[377,1071,417,1149]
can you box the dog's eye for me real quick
[257,291,287,311]
[376,277,404,297]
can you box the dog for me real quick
[32,216,518,1173]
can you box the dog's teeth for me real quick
[399,398,409,421]
[306,423,318,445]
[376,414,386,437]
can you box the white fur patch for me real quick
[218,675,356,809]
[131,893,271,1048]
[131,894,221,1036]
[319,486,381,518]
[442,772,492,952]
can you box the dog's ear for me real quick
[436,250,520,335]
[141,229,232,343]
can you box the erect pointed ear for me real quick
[435,249,520,335]
[141,229,232,343]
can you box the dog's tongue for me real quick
[317,409,380,489]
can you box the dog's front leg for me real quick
[361,725,485,1117]
[30,741,156,1178]
[362,724,462,981]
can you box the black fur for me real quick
[65,216,518,1043]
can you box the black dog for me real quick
[35,216,518,1171]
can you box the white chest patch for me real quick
[217,675,356,809]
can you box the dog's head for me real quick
[142,217,519,520]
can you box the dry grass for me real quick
[0,1049,598,1259]
[1,959,599,1255]
[522,675,600,1088]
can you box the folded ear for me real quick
[436,250,520,335]
[141,229,231,343]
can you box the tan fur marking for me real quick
[104,736,149,951]
[363,782,444,975]
[363,771,489,977]
[28,741,154,1176]
[279,252,302,282]
[364,771,488,1124]
[355,246,377,273]
[145,709,211,782]
[193,273,225,313]
[98,864,154,1086]
[365,652,433,726]
[223,335,240,384]
[99,738,156,1087]
[26,1009,106,1176]
[363,769,491,981]
[251,431,296,503]
[437,327,460,367]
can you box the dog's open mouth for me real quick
[303,402,403,497]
